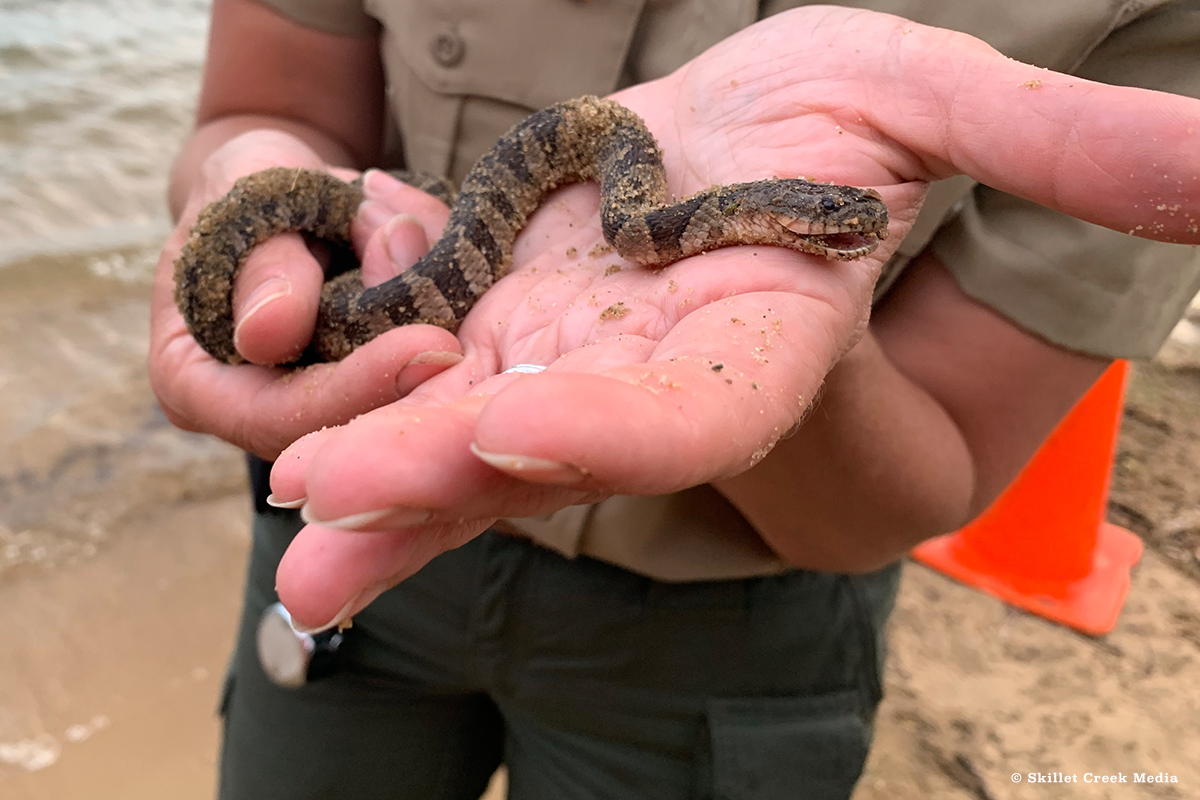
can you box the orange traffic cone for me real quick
[911,360,1143,635]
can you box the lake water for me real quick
[0,4,254,784]
[0,0,211,254]
[0,0,243,583]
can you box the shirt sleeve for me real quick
[250,0,378,36]
[930,0,1200,358]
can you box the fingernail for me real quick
[290,594,359,635]
[408,350,464,367]
[233,276,291,345]
[291,582,389,635]
[397,350,463,395]
[300,505,432,531]
[469,443,589,485]
[266,493,307,509]
[383,214,429,274]
[361,168,397,200]
[358,199,393,232]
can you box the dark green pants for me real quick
[218,506,901,800]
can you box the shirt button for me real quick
[431,32,466,68]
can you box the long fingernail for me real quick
[266,493,307,509]
[233,276,291,345]
[300,505,432,531]
[469,443,589,485]
[291,582,389,635]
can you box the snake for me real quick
[174,95,889,365]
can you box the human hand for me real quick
[149,129,462,459]
[264,6,1200,629]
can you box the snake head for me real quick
[730,179,890,260]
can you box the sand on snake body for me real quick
[174,95,889,365]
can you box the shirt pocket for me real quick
[368,0,647,110]
[707,690,871,800]
[367,0,648,178]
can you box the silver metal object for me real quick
[256,602,345,689]
[502,363,547,375]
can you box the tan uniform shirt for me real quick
[253,0,1200,580]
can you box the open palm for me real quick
[182,7,1200,628]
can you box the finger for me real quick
[840,13,1200,241]
[275,519,486,631]
[270,377,594,632]
[150,253,463,459]
[272,249,857,527]
[328,166,361,184]
[179,145,342,365]
[271,389,598,526]
[264,427,333,507]
[358,213,431,287]
[471,277,856,494]
[271,402,602,631]
[689,9,1200,242]
[352,168,450,247]
[229,232,325,365]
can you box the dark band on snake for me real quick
[173,95,889,365]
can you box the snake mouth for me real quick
[805,231,884,259]
[780,216,889,260]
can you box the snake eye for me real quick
[821,197,839,212]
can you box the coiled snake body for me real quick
[174,96,888,364]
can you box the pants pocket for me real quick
[707,690,869,800]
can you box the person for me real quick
[149,1,1200,797]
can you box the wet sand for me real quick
[0,496,247,799]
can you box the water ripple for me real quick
[0,0,210,243]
